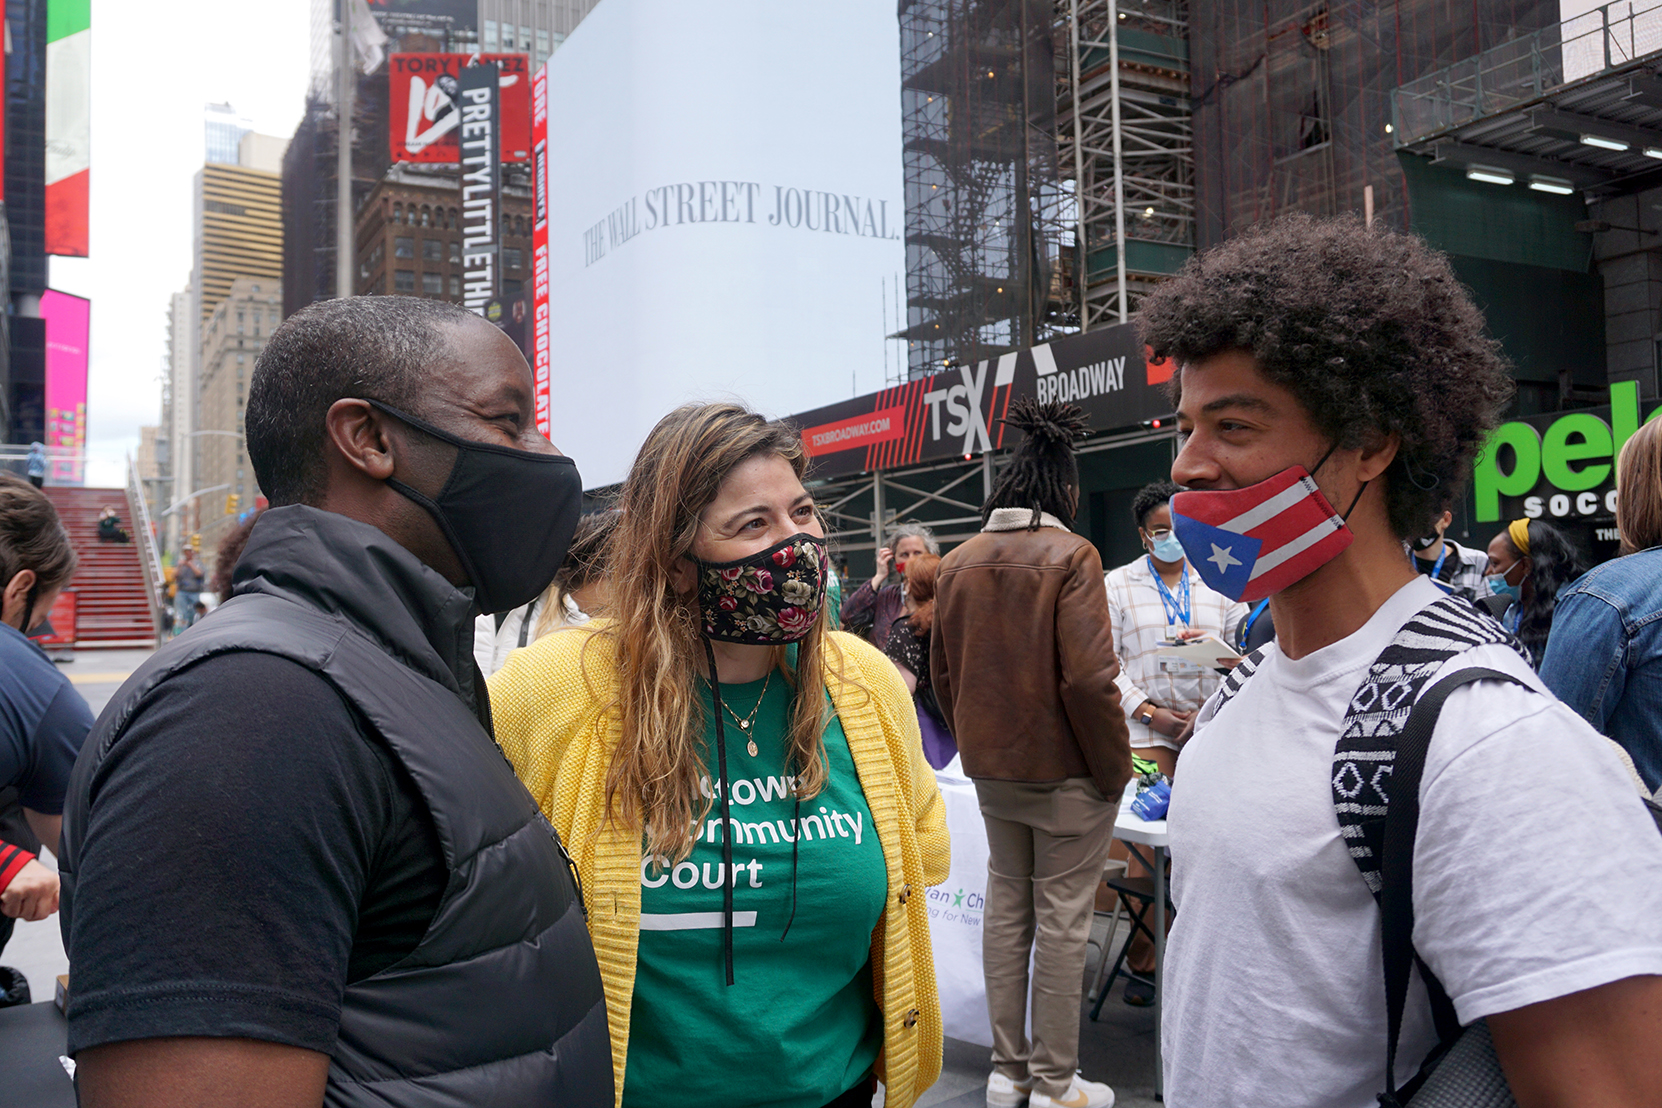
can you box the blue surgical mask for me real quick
[1486,575,1520,604]
[1149,531,1186,563]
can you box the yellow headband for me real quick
[1507,518,1531,556]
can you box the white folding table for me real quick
[1110,807,1169,1101]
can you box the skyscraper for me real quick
[204,102,254,167]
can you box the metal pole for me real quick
[1108,0,1128,322]
[872,470,886,556]
[336,0,356,299]
[982,451,994,500]
[1070,0,1088,331]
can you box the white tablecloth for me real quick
[926,757,997,1046]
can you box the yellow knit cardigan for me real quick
[489,626,950,1108]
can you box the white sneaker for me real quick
[986,1071,1034,1108]
[1028,1074,1116,1108]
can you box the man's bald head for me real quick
[247,296,486,506]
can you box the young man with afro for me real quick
[1145,214,1662,1107]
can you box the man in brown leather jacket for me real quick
[931,399,1132,1108]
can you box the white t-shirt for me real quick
[1163,576,1662,1108]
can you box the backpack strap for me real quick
[1378,667,1526,1105]
[1209,644,1268,714]
[1334,596,1527,898]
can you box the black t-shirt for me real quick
[66,651,448,1056]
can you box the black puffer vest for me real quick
[60,507,612,1107]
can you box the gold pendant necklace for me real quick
[719,669,772,757]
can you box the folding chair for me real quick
[1086,856,1128,1004]
[1088,870,1172,1021]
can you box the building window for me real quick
[395,236,414,258]
[395,270,416,292]
[421,206,432,228]
[536,28,550,67]
[483,19,498,51]
[501,214,512,237]
[504,279,523,298]
[449,240,461,262]
[503,247,523,270]
[422,272,443,295]
[423,239,443,261]
[393,203,404,224]
[449,274,461,296]
[520,25,531,50]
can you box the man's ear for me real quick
[325,399,397,482]
[1356,430,1401,483]
[1,568,36,628]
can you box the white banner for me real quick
[929,760,995,1047]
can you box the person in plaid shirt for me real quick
[1105,481,1246,1004]
[1105,481,1248,778]
[1407,506,1493,605]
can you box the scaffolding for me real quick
[1186,0,1563,246]
[897,0,1075,380]
[1061,0,1195,329]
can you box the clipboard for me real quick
[1154,636,1242,670]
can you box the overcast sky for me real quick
[51,1,311,487]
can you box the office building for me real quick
[195,277,279,559]
[5,0,48,443]
[354,164,533,303]
[287,0,599,318]
[205,102,254,167]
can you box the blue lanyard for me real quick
[1147,556,1192,629]
[1507,604,1521,635]
[1238,598,1270,651]
[1409,542,1455,594]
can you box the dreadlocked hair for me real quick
[983,399,1089,529]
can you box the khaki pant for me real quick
[975,777,1119,1099]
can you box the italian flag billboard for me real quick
[46,0,90,257]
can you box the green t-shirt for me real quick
[621,672,887,1108]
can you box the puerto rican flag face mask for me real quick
[1169,447,1364,603]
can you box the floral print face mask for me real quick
[694,533,830,644]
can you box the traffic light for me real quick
[225,493,240,515]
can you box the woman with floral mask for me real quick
[490,402,950,1108]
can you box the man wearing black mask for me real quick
[58,297,611,1107]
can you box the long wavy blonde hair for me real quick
[597,403,842,864]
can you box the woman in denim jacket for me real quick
[1541,417,1662,790]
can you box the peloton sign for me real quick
[1473,380,1662,525]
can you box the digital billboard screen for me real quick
[536,0,906,488]
[388,53,532,164]
[42,290,90,486]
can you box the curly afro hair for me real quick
[1131,480,1183,529]
[1137,213,1514,539]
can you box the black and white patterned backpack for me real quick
[1210,594,1527,897]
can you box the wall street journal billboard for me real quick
[536,0,906,487]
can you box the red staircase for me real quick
[44,486,158,648]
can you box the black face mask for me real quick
[368,400,584,615]
[1411,532,1442,551]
